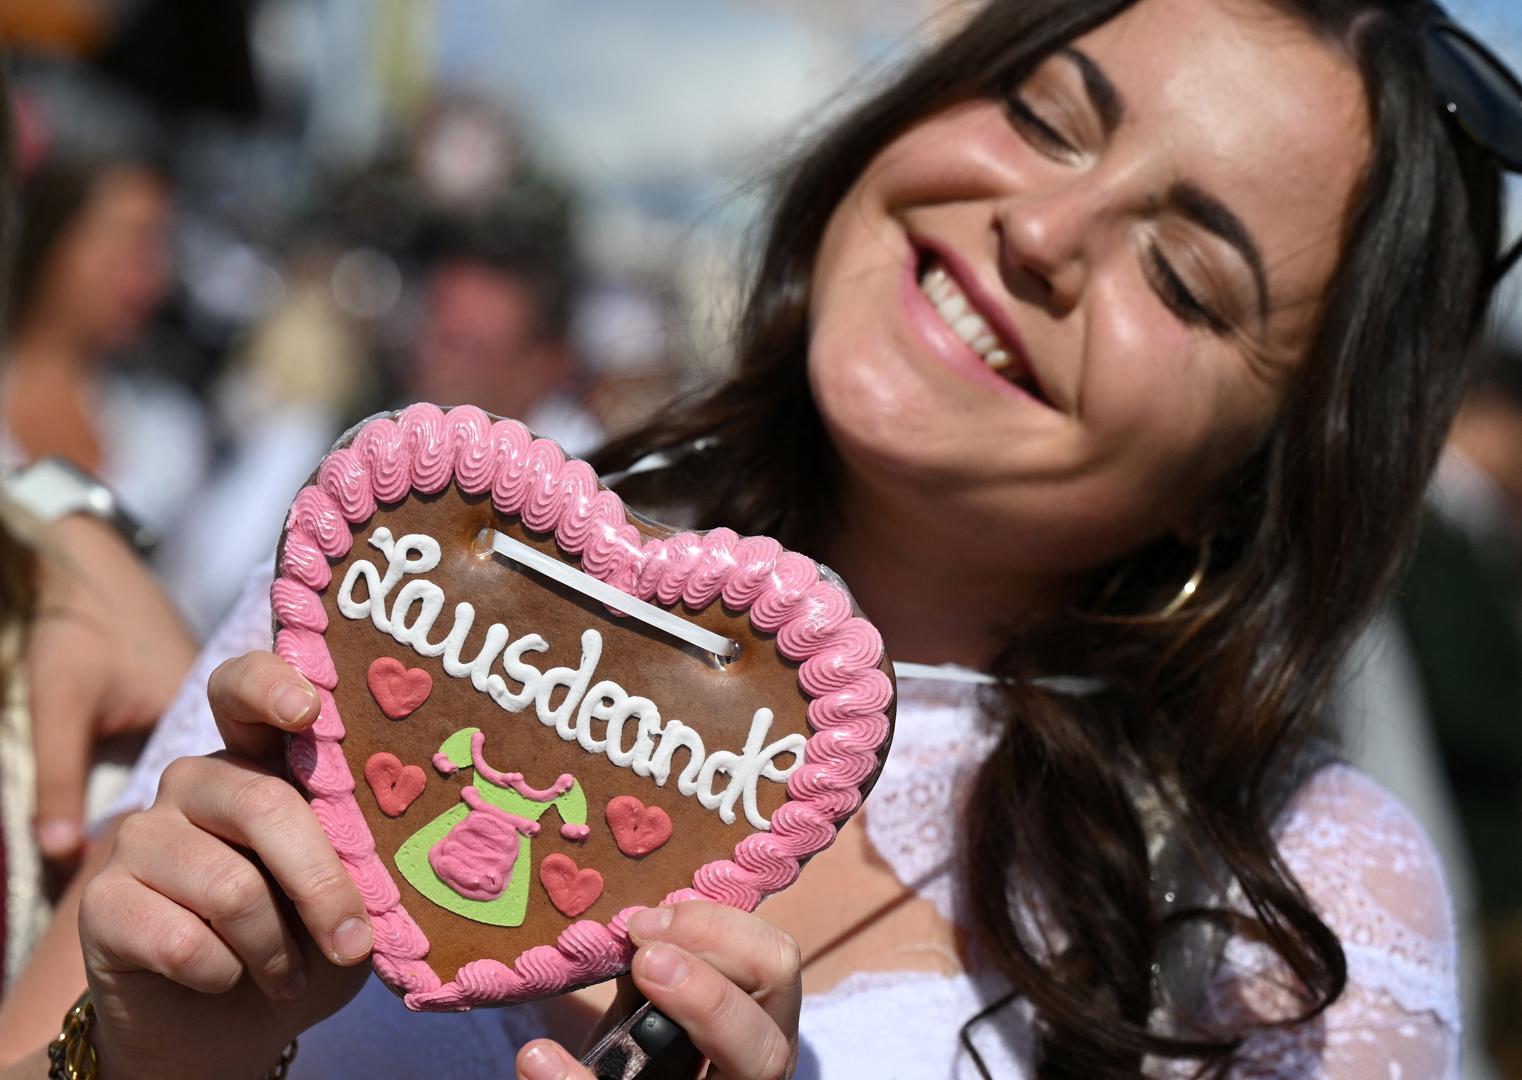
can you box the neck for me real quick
[9,322,94,376]
[818,478,1071,670]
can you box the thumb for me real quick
[517,1041,598,1080]
[26,623,105,858]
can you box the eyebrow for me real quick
[1059,47,1271,322]
[1058,48,1123,135]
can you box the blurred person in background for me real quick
[152,249,379,636]
[392,93,601,454]
[575,281,683,441]
[0,147,209,537]
[407,222,602,458]
[154,93,601,634]
[0,56,196,1028]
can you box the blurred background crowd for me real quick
[0,0,941,633]
[0,0,1517,1075]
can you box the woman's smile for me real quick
[807,0,1368,574]
[902,234,1057,409]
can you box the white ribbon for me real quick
[489,530,741,661]
[491,530,1104,695]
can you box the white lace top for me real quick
[109,566,1461,1079]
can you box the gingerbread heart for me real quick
[539,853,604,917]
[365,752,428,817]
[367,657,433,719]
[605,796,672,857]
[273,404,895,1010]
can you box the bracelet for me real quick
[46,991,94,1080]
[264,1037,299,1080]
[48,990,298,1079]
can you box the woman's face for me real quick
[43,166,172,354]
[809,0,1369,578]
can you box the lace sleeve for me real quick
[1196,765,1460,1079]
[99,562,276,821]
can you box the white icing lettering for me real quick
[337,527,805,829]
[649,719,705,792]
[607,695,659,767]
[573,680,619,753]
[537,629,602,738]
[390,579,448,654]
[440,604,511,693]
[496,634,548,710]
[697,709,807,827]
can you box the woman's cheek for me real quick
[1082,274,1211,426]
[808,327,941,473]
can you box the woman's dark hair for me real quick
[0,60,38,702]
[595,0,1504,1073]
[0,511,38,702]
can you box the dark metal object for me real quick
[580,997,702,1080]
[1423,3,1522,281]
[1424,3,1522,172]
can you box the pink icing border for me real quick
[273,403,893,1011]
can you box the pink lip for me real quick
[899,234,1055,409]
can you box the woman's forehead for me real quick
[1074,0,1371,334]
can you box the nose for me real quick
[994,186,1095,314]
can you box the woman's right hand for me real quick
[77,652,374,1079]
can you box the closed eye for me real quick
[1147,246,1229,334]
[1005,95,1077,158]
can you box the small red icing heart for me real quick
[365,752,427,817]
[539,853,604,917]
[605,796,673,858]
[367,656,432,719]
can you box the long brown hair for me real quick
[594,0,1504,1072]
[1,57,35,702]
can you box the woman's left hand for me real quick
[27,515,195,859]
[515,900,801,1080]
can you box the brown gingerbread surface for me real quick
[295,483,890,993]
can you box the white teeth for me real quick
[951,313,985,341]
[918,260,1017,372]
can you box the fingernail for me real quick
[332,916,372,963]
[275,966,306,1001]
[628,905,672,943]
[638,943,688,989]
[35,818,81,858]
[270,680,318,726]
[518,1043,568,1080]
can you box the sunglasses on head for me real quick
[1422,2,1522,280]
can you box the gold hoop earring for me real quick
[1156,536,1212,619]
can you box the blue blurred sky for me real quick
[428,0,922,207]
[1455,0,1522,62]
[420,0,1522,206]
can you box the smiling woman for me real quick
[806,5,1374,581]
[589,0,1505,1072]
[41,0,1513,1077]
